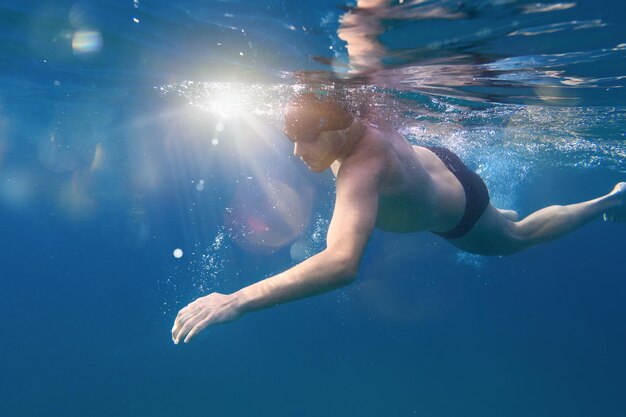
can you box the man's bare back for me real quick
[331,122,467,234]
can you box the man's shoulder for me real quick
[337,141,387,188]
[345,127,392,168]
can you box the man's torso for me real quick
[333,123,467,233]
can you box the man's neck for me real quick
[336,118,367,164]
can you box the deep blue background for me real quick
[2,162,625,417]
[1,1,625,416]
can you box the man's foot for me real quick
[603,182,626,222]
[498,208,519,221]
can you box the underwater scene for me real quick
[1,0,625,416]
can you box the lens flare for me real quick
[0,170,33,208]
[89,143,104,172]
[534,84,581,106]
[0,137,6,169]
[57,172,96,220]
[38,134,79,173]
[225,179,313,254]
[0,140,6,167]
[72,30,103,55]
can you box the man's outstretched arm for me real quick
[171,162,381,344]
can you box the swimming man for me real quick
[171,92,625,344]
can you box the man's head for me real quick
[284,92,355,172]
[284,92,354,143]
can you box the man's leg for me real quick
[454,182,625,256]
[510,182,626,249]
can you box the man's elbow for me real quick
[331,253,359,285]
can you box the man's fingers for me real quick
[173,321,191,344]
[184,317,211,344]
[171,293,235,344]
[172,304,201,335]
[172,301,207,342]
[172,310,186,332]
[174,311,205,344]
[172,319,187,342]
[172,313,189,342]
[172,312,186,333]
[174,304,196,322]
[172,315,187,337]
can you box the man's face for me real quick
[291,130,343,172]
[283,97,353,172]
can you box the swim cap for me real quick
[284,92,354,142]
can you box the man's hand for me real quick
[171,292,243,344]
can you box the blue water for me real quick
[1,1,625,416]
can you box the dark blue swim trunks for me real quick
[424,146,490,239]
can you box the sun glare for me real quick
[154,81,313,253]
[204,90,246,120]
